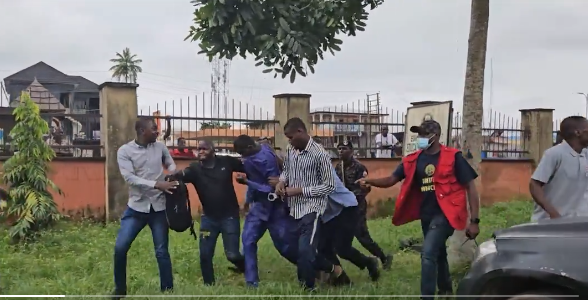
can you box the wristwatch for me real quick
[470,218,480,224]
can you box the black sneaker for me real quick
[382,254,393,270]
[366,257,381,281]
[438,290,453,296]
[110,290,126,300]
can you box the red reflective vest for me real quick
[392,145,468,230]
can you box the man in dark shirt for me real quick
[335,140,392,270]
[171,140,245,285]
[233,135,298,288]
[359,120,480,299]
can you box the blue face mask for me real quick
[417,135,434,150]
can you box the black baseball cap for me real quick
[409,120,441,135]
[337,140,353,149]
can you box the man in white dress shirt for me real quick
[374,126,398,158]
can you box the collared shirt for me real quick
[335,158,369,197]
[323,168,358,223]
[531,140,588,221]
[117,140,176,213]
[279,139,336,219]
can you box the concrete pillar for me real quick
[99,82,139,221]
[520,108,554,167]
[273,93,311,150]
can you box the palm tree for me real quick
[109,48,143,83]
[447,0,490,267]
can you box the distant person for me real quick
[375,126,398,158]
[170,138,195,158]
[529,116,588,221]
[358,119,480,300]
[113,117,178,299]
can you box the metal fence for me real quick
[0,94,102,159]
[137,93,278,154]
[311,100,528,160]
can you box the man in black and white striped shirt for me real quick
[276,117,337,290]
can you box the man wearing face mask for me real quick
[357,119,480,300]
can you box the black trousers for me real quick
[355,196,386,260]
[319,206,370,269]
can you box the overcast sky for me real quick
[1,0,587,125]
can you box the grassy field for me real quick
[1,200,532,299]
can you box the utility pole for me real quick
[577,92,588,117]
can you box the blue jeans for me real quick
[113,206,173,293]
[199,215,245,285]
[420,213,455,300]
[296,212,324,289]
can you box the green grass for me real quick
[0,200,532,299]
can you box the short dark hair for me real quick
[560,116,587,140]
[284,117,307,132]
[135,117,155,133]
[177,137,185,142]
[233,135,255,152]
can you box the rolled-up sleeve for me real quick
[302,151,336,197]
[117,146,157,189]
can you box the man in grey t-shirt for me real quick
[530,116,588,221]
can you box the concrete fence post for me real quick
[99,82,139,221]
[519,108,554,168]
[273,93,312,151]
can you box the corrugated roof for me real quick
[11,78,65,110]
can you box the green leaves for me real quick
[185,0,384,83]
[1,92,61,242]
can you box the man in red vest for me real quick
[358,119,480,300]
[170,137,195,158]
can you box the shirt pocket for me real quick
[434,161,462,196]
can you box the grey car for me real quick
[457,217,588,300]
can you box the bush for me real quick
[0,91,62,241]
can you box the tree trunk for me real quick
[448,0,489,268]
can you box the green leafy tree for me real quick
[1,92,62,242]
[200,121,232,130]
[109,47,143,83]
[185,0,383,83]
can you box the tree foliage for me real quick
[1,92,62,242]
[200,121,232,130]
[186,0,384,83]
[109,47,143,83]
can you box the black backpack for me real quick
[164,180,197,240]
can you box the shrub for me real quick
[0,91,62,241]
